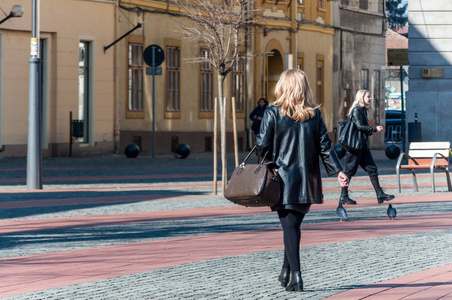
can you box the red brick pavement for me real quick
[1,213,452,297]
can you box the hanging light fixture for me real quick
[0,5,24,25]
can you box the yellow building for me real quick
[0,0,335,157]
[117,0,336,153]
[0,0,116,157]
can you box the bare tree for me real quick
[177,0,259,194]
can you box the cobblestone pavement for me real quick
[1,151,452,299]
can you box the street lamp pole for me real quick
[27,0,42,189]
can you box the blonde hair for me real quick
[347,89,369,117]
[273,69,319,122]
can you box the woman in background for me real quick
[339,89,394,205]
[249,97,268,136]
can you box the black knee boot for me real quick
[339,186,357,205]
[370,176,394,203]
[278,267,290,287]
[285,271,303,292]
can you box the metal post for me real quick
[152,46,156,159]
[69,111,73,157]
[27,0,42,189]
[400,66,406,153]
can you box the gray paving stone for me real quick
[5,229,451,300]
[1,151,451,299]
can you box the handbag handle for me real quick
[239,145,269,168]
[240,145,258,167]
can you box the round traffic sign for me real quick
[143,44,165,67]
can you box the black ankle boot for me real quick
[371,176,395,203]
[278,267,290,287]
[377,192,395,204]
[339,187,357,205]
[285,271,303,292]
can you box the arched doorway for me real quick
[263,40,285,102]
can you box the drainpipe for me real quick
[113,0,120,153]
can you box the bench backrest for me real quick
[408,142,450,166]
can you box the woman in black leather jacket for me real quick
[258,69,349,292]
[339,89,395,205]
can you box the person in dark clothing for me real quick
[257,69,349,292]
[249,97,268,135]
[340,89,395,205]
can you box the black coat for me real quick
[351,106,377,137]
[249,105,267,133]
[249,106,267,122]
[257,106,343,205]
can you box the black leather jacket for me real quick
[351,106,377,137]
[257,106,343,205]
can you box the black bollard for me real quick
[385,144,400,160]
[125,144,140,158]
[174,143,190,159]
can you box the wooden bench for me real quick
[396,142,452,193]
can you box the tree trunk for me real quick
[213,96,218,195]
[231,97,239,167]
[217,74,227,194]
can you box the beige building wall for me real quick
[118,0,337,153]
[0,0,338,157]
[0,0,115,157]
[297,27,335,130]
[118,2,248,153]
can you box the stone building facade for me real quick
[333,0,386,147]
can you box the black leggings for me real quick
[277,209,306,272]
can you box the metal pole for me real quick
[27,0,42,189]
[69,111,73,157]
[152,46,156,159]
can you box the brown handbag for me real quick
[224,145,281,207]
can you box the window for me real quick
[362,69,369,90]
[166,45,180,113]
[318,0,325,9]
[128,43,143,112]
[200,49,213,114]
[359,0,368,10]
[316,55,324,107]
[263,0,289,3]
[373,70,381,123]
[232,54,245,114]
[297,53,304,71]
[373,70,381,100]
